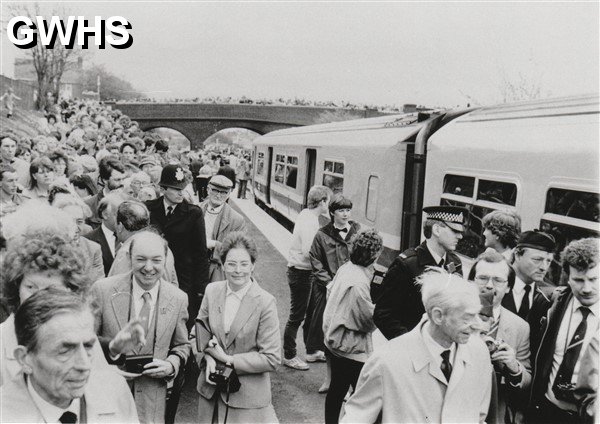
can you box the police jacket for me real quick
[373,241,462,340]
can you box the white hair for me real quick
[2,200,77,243]
[417,268,481,316]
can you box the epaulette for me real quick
[398,249,417,260]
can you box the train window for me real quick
[477,180,517,206]
[545,188,599,222]
[323,159,344,194]
[366,175,379,221]
[256,152,265,176]
[286,156,298,188]
[443,174,475,198]
[274,155,285,184]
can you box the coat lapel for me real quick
[225,281,260,348]
[155,281,177,346]
[109,275,132,331]
[209,282,228,348]
[213,206,231,240]
[409,320,448,386]
[164,202,189,228]
[446,343,471,394]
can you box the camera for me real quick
[484,337,503,355]
[209,361,240,393]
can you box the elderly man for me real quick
[469,250,532,423]
[200,175,246,282]
[528,237,599,424]
[108,200,178,284]
[374,205,466,339]
[92,231,191,423]
[0,164,27,216]
[146,164,209,331]
[502,230,555,353]
[83,192,126,276]
[1,289,139,423]
[342,270,492,423]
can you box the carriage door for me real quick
[304,149,317,208]
[266,147,274,204]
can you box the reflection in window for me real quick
[443,174,475,197]
[366,176,379,221]
[323,159,344,194]
[286,166,297,188]
[256,152,265,176]
[274,163,285,184]
[545,188,600,222]
[477,180,517,206]
[323,175,344,194]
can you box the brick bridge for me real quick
[109,102,387,149]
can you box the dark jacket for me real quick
[527,287,573,421]
[373,241,463,340]
[145,197,209,296]
[216,165,236,189]
[83,225,113,276]
[502,283,552,357]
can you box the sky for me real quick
[1,1,598,108]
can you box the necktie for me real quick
[166,206,173,219]
[59,411,77,424]
[518,284,532,319]
[441,350,453,382]
[138,292,152,335]
[112,232,120,252]
[552,307,591,402]
[336,227,348,239]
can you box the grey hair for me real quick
[416,269,480,316]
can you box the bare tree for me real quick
[6,3,87,111]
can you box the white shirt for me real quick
[333,223,351,240]
[223,281,252,334]
[204,203,224,242]
[511,277,535,312]
[421,321,457,384]
[132,277,160,321]
[425,242,447,267]
[287,208,321,269]
[101,223,117,257]
[163,199,176,217]
[546,297,599,410]
[27,375,81,423]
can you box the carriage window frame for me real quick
[273,153,299,189]
[285,155,299,188]
[256,152,265,176]
[366,175,380,221]
[323,159,345,194]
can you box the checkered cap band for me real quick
[427,211,464,224]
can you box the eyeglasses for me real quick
[209,187,230,196]
[474,275,508,286]
[224,261,252,272]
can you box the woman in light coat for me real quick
[195,232,281,423]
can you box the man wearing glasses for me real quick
[200,175,246,283]
[469,249,532,424]
[374,205,466,340]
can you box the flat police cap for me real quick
[423,205,468,232]
[208,175,233,190]
[516,230,556,252]
[160,165,187,190]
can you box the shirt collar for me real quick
[421,321,457,363]
[226,280,253,300]
[492,305,502,322]
[571,296,599,318]
[100,223,115,241]
[425,243,446,266]
[27,375,80,423]
[163,199,176,214]
[206,202,225,214]
[132,276,160,302]
[513,277,534,295]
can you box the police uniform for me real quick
[373,206,465,340]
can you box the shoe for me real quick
[305,351,326,363]
[283,357,309,370]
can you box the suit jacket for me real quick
[494,307,533,424]
[373,241,463,339]
[341,317,493,423]
[84,190,104,228]
[79,237,105,284]
[199,201,246,282]
[83,226,114,277]
[502,282,552,358]
[195,279,281,410]
[528,286,575,420]
[1,369,139,423]
[216,165,237,188]
[145,197,209,296]
[91,273,191,424]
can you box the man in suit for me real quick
[200,175,246,282]
[145,164,209,331]
[528,237,599,424]
[216,158,236,189]
[502,230,556,354]
[374,205,466,339]
[84,157,126,227]
[342,270,492,423]
[92,231,191,424]
[469,250,532,423]
[2,289,139,423]
[83,193,126,276]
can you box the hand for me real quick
[205,337,233,365]
[491,341,519,374]
[109,320,146,356]
[205,355,217,385]
[142,359,175,379]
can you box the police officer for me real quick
[373,206,466,339]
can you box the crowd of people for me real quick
[0,96,597,424]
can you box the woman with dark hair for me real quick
[305,194,361,393]
[195,231,281,423]
[24,156,55,200]
[322,229,383,423]
[70,173,99,199]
